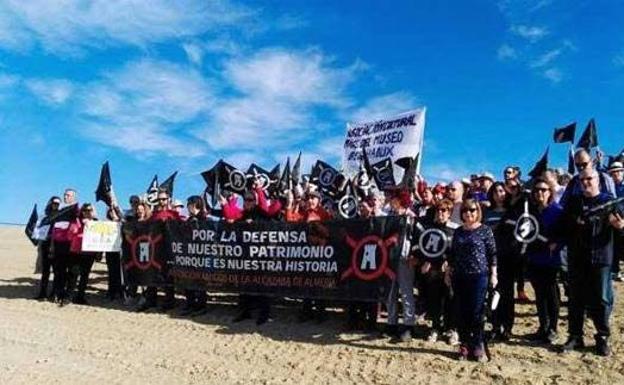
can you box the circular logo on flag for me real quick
[229,170,247,192]
[513,213,540,244]
[378,169,393,185]
[417,228,449,259]
[338,195,358,218]
[319,168,336,187]
[255,173,270,190]
[357,171,371,190]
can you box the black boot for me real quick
[595,335,611,357]
[560,335,584,353]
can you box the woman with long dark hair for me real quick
[34,196,61,300]
[526,178,564,344]
[446,199,498,362]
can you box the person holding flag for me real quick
[51,188,79,306]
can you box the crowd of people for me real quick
[29,148,624,363]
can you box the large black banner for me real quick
[122,216,406,302]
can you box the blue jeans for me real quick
[453,273,488,351]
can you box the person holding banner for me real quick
[180,195,210,316]
[385,189,417,343]
[105,206,124,301]
[67,203,100,305]
[446,199,497,362]
[138,189,180,312]
[34,196,61,300]
[232,183,282,325]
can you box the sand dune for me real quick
[1,226,623,385]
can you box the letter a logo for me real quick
[361,244,377,271]
[425,234,442,253]
[139,242,150,263]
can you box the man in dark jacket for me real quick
[561,169,624,356]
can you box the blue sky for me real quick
[0,0,623,223]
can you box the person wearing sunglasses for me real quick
[445,199,497,362]
[524,178,565,345]
[446,181,464,226]
[137,189,181,312]
[33,196,62,300]
[560,169,624,356]
[559,148,616,207]
[417,199,460,345]
[66,203,100,305]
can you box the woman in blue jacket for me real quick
[526,178,564,344]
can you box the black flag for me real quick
[95,161,114,206]
[218,161,247,194]
[201,161,223,207]
[279,157,291,192]
[146,175,159,206]
[49,203,78,223]
[160,171,178,197]
[567,147,575,175]
[310,160,339,192]
[528,147,549,178]
[246,163,273,191]
[553,122,576,143]
[369,157,396,190]
[25,204,38,246]
[576,118,598,150]
[396,153,420,190]
[291,152,302,186]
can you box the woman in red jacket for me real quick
[67,203,100,305]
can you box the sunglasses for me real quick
[504,170,514,175]
[82,208,93,212]
[461,207,478,214]
[575,162,589,170]
[158,198,168,201]
[580,176,594,183]
[436,208,449,213]
[52,201,61,205]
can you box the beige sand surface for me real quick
[1,226,623,385]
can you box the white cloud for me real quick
[225,48,355,106]
[79,59,214,156]
[197,48,362,150]
[510,24,549,42]
[183,42,203,66]
[0,72,19,101]
[530,48,562,68]
[25,78,74,105]
[542,68,562,83]
[348,92,419,123]
[497,44,517,60]
[0,0,253,54]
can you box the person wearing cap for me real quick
[608,161,624,281]
[480,173,495,194]
[172,199,186,219]
[385,188,417,342]
[543,169,565,203]
[560,168,624,356]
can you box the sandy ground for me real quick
[1,226,624,385]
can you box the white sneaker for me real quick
[427,330,438,342]
[448,330,459,346]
